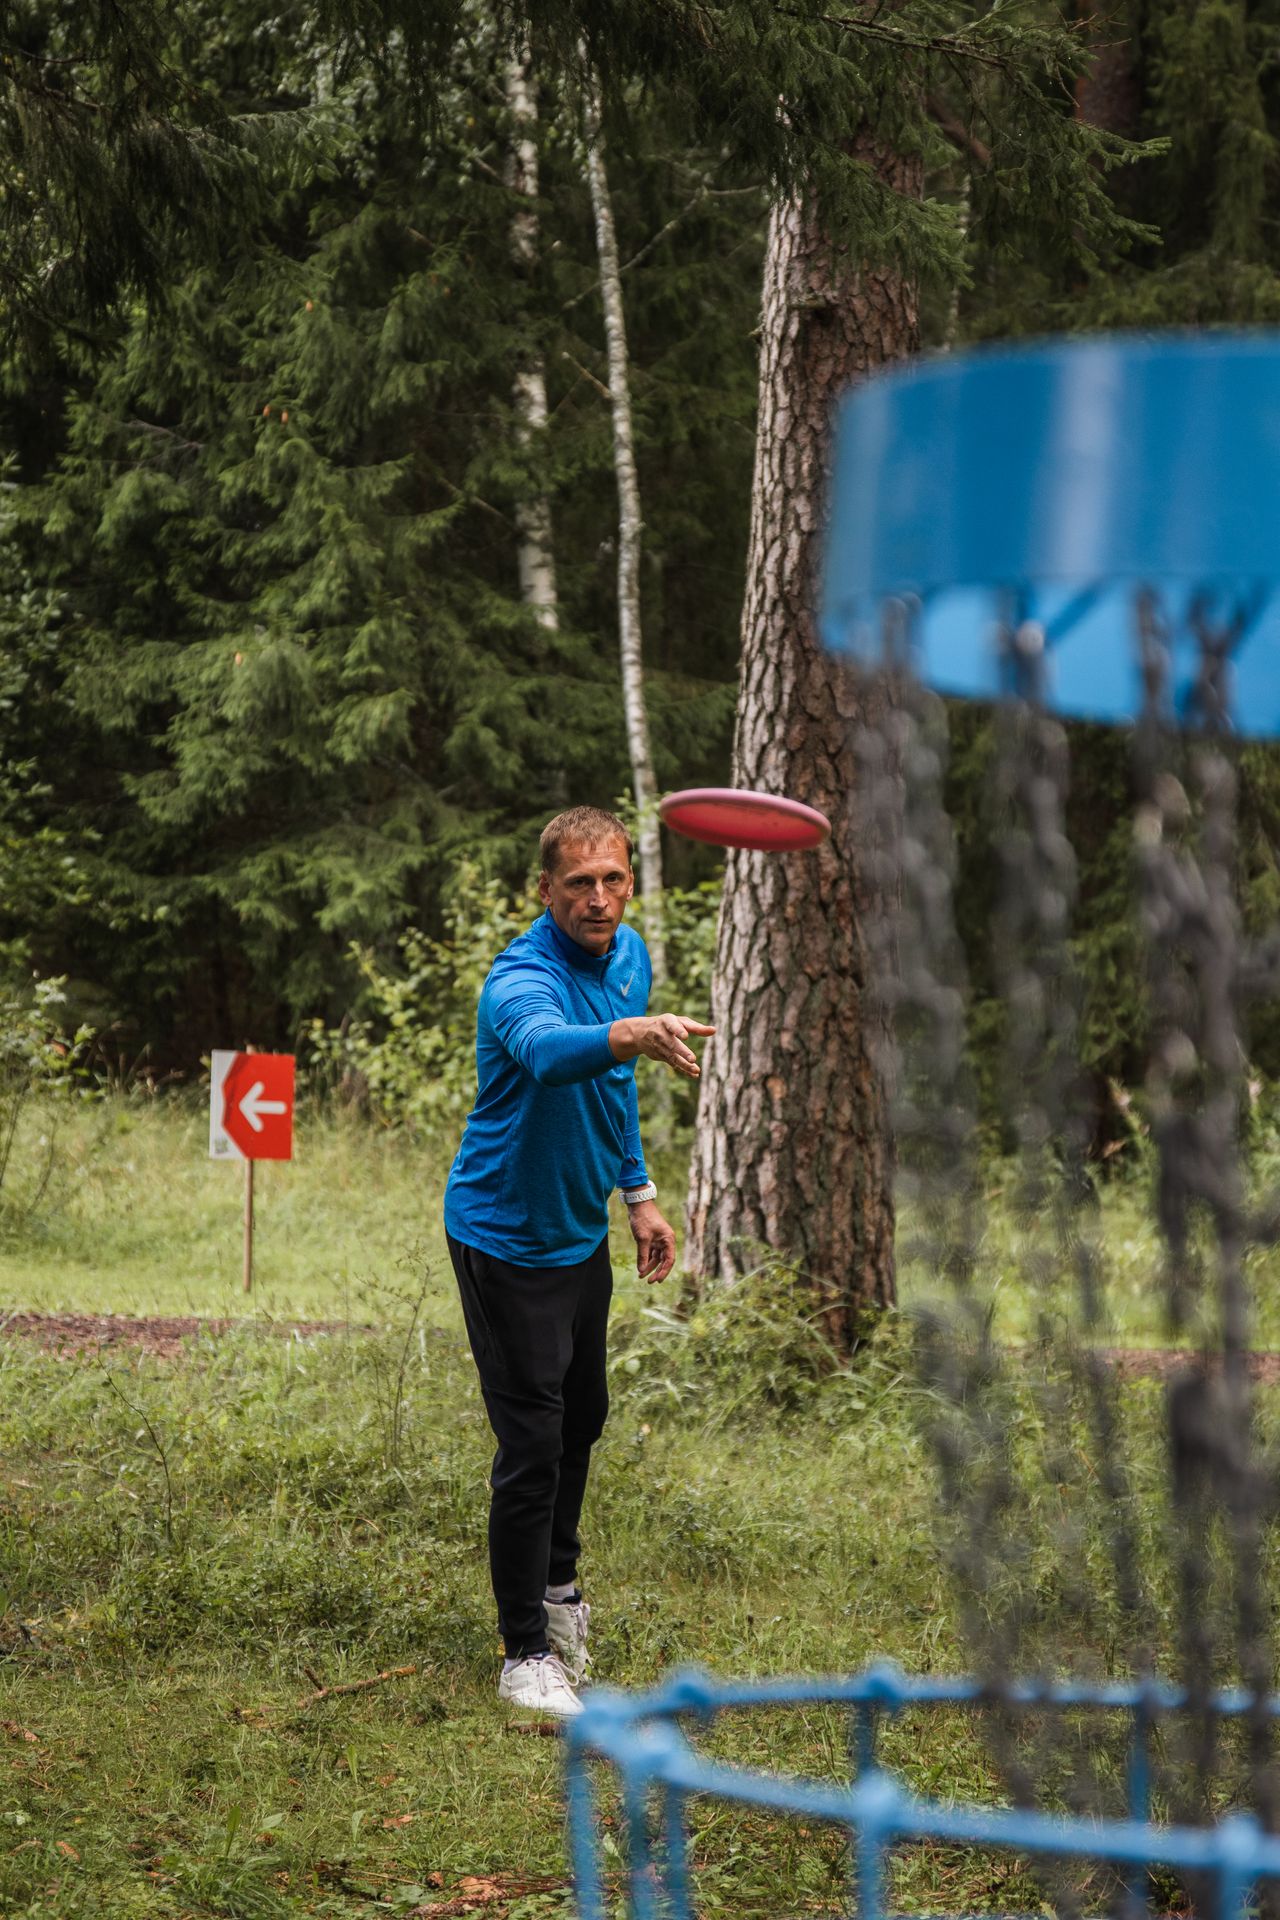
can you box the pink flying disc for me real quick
[659,787,831,852]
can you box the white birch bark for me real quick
[582,67,668,989]
[505,44,558,630]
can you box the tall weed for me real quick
[0,974,95,1226]
[609,1256,911,1430]
[307,868,540,1131]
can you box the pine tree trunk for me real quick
[683,151,919,1347]
[1074,0,1142,138]
[505,44,559,630]
[582,69,667,990]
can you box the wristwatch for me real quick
[622,1182,658,1206]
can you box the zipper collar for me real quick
[540,909,616,977]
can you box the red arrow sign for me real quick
[212,1051,295,1161]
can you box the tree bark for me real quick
[684,148,919,1347]
[582,69,667,989]
[505,44,559,631]
[1074,0,1142,140]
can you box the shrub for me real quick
[607,1254,905,1428]
[0,973,94,1222]
[307,867,540,1131]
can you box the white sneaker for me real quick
[545,1596,591,1686]
[498,1653,583,1720]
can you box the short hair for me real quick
[540,806,634,875]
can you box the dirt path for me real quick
[1102,1347,1280,1383]
[5,1310,1280,1379]
[0,1310,364,1361]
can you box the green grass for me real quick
[0,1307,977,1919]
[0,1269,1255,1920]
[954,1171,1280,1348]
[1,1095,1277,1918]
[0,1094,694,1325]
[0,1094,454,1322]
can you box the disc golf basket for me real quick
[566,337,1280,1920]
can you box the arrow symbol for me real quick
[239,1081,287,1132]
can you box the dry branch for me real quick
[296,1663,419,1708]
[927,95,993,168]
[408,1873,572,1916]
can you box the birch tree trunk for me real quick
[582,69,667,989]
[684,146,920,1346]
[505,44,559,630]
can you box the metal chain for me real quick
[852,588,1278,1912]
[1134,595,1277,1855]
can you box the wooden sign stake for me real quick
[243,1158,255,1293]
[211,1048,293,1294]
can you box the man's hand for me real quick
[627,1200,677,1284]
[609,1014,715,1080]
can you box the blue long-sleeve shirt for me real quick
[443,910,652,1266]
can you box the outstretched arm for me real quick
[488,973,616,1087]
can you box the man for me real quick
[443,806,714,1720]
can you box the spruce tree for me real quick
[4,13,765,1053]
[942,0,1280,1126]
[0,473,87,976]
[2,0,1162,1077]
[0,0,313,354]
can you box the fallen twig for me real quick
[408,1874,571,1916]
[296,1663,419,1708]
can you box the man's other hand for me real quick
[627,1201,677,1284]
[609,1014,715,1079]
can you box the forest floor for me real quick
[2,1094,1278,1918]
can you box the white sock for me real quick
[545,1581,578,1605]
[504,1652,550,1672]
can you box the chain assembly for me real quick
[851,590,1280,1909]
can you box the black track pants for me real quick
[446,1231,613,1660]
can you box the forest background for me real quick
[5,10,1280,1915]
[5,0,1280,1129]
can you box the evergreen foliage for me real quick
[0,467,91,976]
[937,0,1280,1128]
[331,0,1155,284]
[4,7,761,1054]
[2,0,1275,1114]
[0,0,317,355]
[1119,0,1280,324]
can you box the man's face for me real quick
[539,835,635,955]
